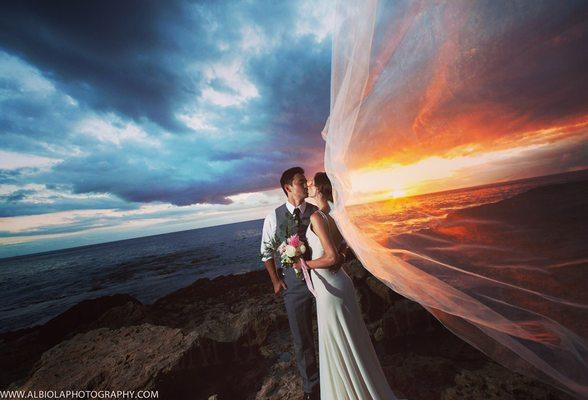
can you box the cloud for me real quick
[1,189,36,203]
[346,0,588,170]
[1,0,586,257]
[0,183,136,217]
[75,114,160,147]
[0,0,320,257]
[201,60,260,107]
[0,0,198,131]
[0,188,285,258]
[294,0,336,42]
[0,1,332,217]
[48,151,285,206]
[0,150,60,170]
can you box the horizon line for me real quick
[2,167,587,261]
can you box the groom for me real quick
[261,167,319,400]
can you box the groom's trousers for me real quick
[282,266,319,394]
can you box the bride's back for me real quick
[308,210,343,259]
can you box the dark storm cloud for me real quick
[0,215,124,237]
[0,0,210,131]
[247,34,331,149]
[42,148,288,207]
[0,95,76,154]
[0,194,136,218]
[0,0,332,216]
[0,189,35,203]
[0,169,21,184]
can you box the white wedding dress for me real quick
[307,210,399,400]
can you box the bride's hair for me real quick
[314,172,333,202]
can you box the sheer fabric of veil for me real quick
[323,0,588,397]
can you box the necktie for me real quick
[293,208,302,235]
[293,207,310,260]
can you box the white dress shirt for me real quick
[260,201,307,262]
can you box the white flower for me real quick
[299,244,306,254]
[285,245,297,258]
[277,242,287,254]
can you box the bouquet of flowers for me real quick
[262,209,309,278]
[278,234,306,278]
[262,232,307,279]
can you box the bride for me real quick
[295,172,401,400]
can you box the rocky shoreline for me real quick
[0,260,573,400]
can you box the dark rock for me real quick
[38,294,143,345]
[380,299,439,340]
[0,294,144,389]
[383,354,458,399]
[1,262,574,400]
[342,258,368,280]
[442,363,574,400]
[17,324,197,392]
[13,308,276,399]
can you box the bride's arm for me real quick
[304,213,343,270]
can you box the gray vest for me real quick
[275,202,317,268]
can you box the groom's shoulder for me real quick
[263,203,286,220]
[274,203,287,213]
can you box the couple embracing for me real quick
[260,167,400,400]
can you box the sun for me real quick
[389,189,407,198]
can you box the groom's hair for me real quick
[280,167,304,195]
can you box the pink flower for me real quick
[287,234,301,247]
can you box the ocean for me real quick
[1,168,587,334]
[347,169,588,338]
[347,169,588,245]
[0,220,264,334]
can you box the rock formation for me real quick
[0,260,573,399]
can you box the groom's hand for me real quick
[263,259,287,295]
[273,278,287,295]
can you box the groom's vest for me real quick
[275,202,317,269]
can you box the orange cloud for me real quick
[343,2,588,177]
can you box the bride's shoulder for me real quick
[310,210,321,221]
[310,210,328,224]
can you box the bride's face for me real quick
[307,178,317,198]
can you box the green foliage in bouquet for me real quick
[260,211,300,262]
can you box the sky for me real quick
[342,0,588,204]
[1,0,587,258]
[0,0,335,257]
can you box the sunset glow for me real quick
[338,0,588,207]
[389,190,406,199]
[348,131,587,205]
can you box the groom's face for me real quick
[287,173,309,201]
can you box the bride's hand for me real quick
[329,252,346,274]
[293,259,302,271]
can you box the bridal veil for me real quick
[323,0,588,397]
